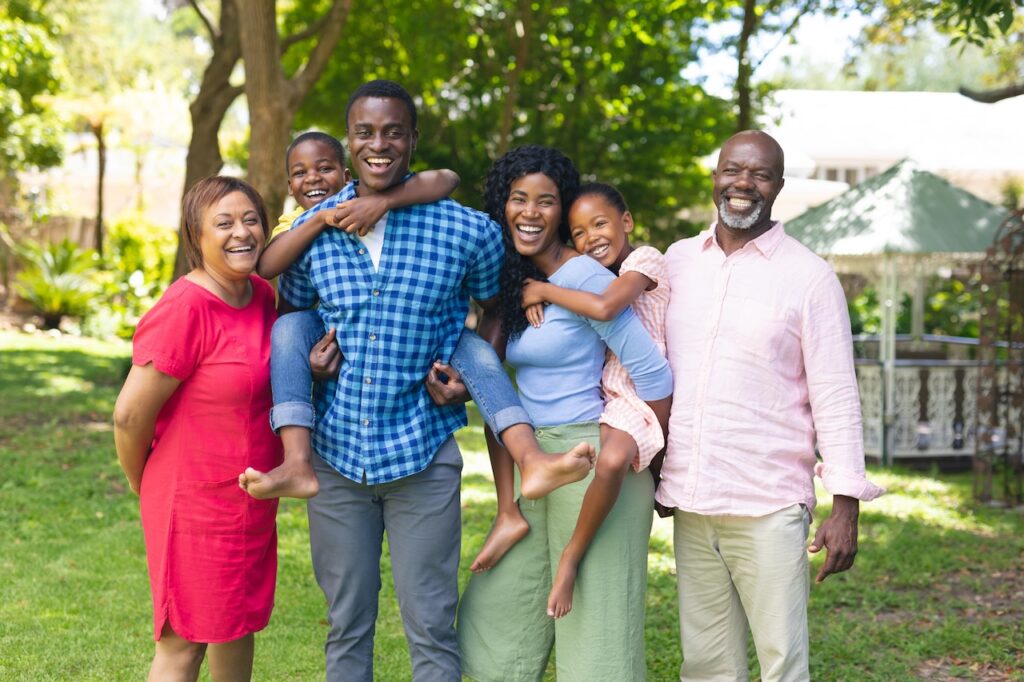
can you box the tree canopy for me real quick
[289,0,733,248]
[0,1,63,183]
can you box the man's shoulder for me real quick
[777,232,835,279]
[665,233,706,262]
[403,198,500,235]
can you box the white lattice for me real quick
[962,367,978,450]
[893,369,922,452]
[857,365,883,456]
[926,367,958,450]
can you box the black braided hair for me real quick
[483,145,580,340]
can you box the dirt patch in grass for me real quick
[916,658,1022,681]
[940,567,1024,624]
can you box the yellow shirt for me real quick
[272,206,305,239]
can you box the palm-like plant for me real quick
[14,239,99,328]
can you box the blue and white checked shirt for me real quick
[279,179,504,484]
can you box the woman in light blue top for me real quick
[457,146,672,681]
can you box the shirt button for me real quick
[364,377,372,384]
[362,419,370,426]
[358,248,366,255]
[372,289,380,296]
[369,333,377,341]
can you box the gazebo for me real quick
[785,159,1011,463]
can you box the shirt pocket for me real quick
[735,298,790,364]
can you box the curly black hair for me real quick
[483,145,580,340]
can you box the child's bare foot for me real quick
[470,510,530,573]
[238,458,319,499]
[547,556,579,619]
[519,442,596,500]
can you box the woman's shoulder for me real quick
[552,255,614,293]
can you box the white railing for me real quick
[856,359,1019,460]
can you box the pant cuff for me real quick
[270,402,315,432]
[492,406,533,439]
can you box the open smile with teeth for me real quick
[516,223,544,237]
[226,245,255,254]
[588,244,610,259]
[304,189,327,200]
[365,157,393,170]
[725,195,759,211]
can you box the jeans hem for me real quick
[269,401,315,432]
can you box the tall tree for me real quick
[169,0,352,278]
[236,0,352,222]
[170,0,243,278]
[62,0,202,259]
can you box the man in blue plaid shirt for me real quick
[278,80,504,681]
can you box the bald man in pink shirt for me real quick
[658,130,884,681]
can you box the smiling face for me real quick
[568,193,634,271]
[198,191,266,281]
[346,96,418,196]
[713,132,785,233]
[504,172,564,261]
[287,139,349,210]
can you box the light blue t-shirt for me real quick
[506,255,672,428]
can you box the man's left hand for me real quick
[425,361,470,405]
[807,494,859,583]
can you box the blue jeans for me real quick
[269,310,532,435]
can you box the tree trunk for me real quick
[93,120,106,259]
[172,0,243,280]
[497,0,532,156]
[237,0,291,222]
[735,0,758,132]
[236,0,352,223]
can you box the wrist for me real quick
[831,494,860,518]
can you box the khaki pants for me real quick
[673,506,811,682]
[458,421,655,682]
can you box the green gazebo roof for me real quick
[785,160,1010,255]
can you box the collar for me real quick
[701,221,785,258]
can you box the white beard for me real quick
[718,198,764,230]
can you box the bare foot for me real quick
[547,556,579,619]
[470,510,530,573]
[519,442,596,500]
[238,458,319,499]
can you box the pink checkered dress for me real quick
[600,245,670,471]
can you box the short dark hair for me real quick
[484,145,580,340]
[285,131,345,174]
[345,79,418,130]
[181,176,270,270]
[572,182,628,215]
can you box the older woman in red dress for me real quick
[114,176,282,681]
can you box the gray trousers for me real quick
[308,438,463,682]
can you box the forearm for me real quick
[113,418,154,494]
[257,216,326,279]
[645,395,672,440]
[540,283,619,321]
[382,169,459,209]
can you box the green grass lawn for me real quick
[1,330,1022,681]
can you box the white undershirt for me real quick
[358,213,388,271]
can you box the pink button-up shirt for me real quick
[656,222,884,516]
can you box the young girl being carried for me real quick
[520,182,671,618]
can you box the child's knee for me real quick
[596,448,632,477]
[272,310,323,350]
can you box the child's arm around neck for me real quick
[522,270,654,322]
[256,170,460,280]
